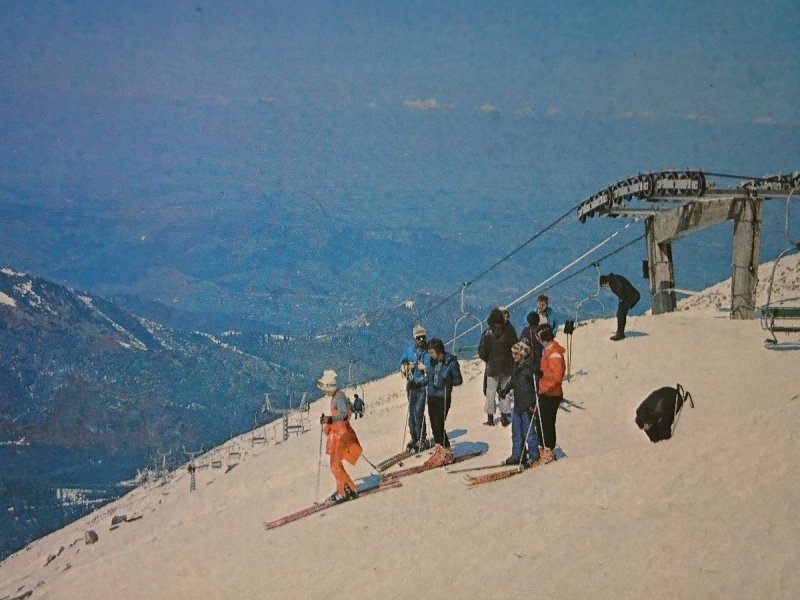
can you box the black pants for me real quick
[535,395,561,450]
[427,394,452,448]
[616,300,629,335]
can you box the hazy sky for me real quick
[3,1,797,122]
[1,0,798,319]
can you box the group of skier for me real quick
[476,296,565,466]
[317,273,639,502]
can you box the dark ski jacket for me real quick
[426,352,463,398]
[478,323,518,377]
[607,273,641,309]
[499,356,537,411]
[518,326,543,373]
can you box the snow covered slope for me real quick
[1,255,799,600]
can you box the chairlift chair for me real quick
[760,190,800,344]
[227,443,241,467]
[566,263,606,381]
[451,282,484,355]
[347,360,367,417]
[210,450,223,469]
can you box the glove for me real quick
[528,405,537,415]
[320,414,332,425]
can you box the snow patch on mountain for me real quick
[0,267,26,277]
[0,291,16,307]
[78,295,148,351]
[13,280,57,315]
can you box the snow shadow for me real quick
[446,428,467,440]
[623,330,648,338]
[451,440,490,456]
[763,341,800,351]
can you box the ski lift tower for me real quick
[577,170,799,319]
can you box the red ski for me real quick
[385,449,486,479]
[464,448,567,487]
[264,477,402,530]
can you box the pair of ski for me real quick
[264,476,403,529]
[448,447,567,486]
[264,448,487,529]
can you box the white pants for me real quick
[484,374,512,415]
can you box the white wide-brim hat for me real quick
[317,369,338,391]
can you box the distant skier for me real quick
[398,325,432,452]
[498,341,540,467]
[599,273,641,341]
[352,393,365,419]
[317,369,362,503]
[478,308,518,427]
[534,325,565,464]
[423,338,463,467]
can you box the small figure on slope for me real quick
[498,341,540,467]
[318,369,363,503]
[535,325,565,464]
[423,338,463,467]
[599,273,641,341]
[479,307,518,427]
[398,325,432,452]
[352,393,365,419]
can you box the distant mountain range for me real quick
[0,265,313,559]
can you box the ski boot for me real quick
[423,444,453,467]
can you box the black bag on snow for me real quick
[635,384,694,443]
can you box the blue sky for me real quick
[1,0,798,326]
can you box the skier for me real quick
[478,308,518,427]
[423,338,463,467]
[498,341,540,467]
[317,369,363,502]
[398,325,432,452]
[599,273,641,341]
[534,325,565,464]
[352,393,365,419]
[518,311,543,374]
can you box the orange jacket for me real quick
[539,340,566,397]
[324,391,363,465]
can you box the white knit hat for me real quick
[316,369,338,391]
[412,324,427,338]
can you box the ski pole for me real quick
[314,422,324,504]
[533,373,547,460]
[520,398,538,472]
[400,389,411,452]
[360,454,385,479]
[415,387,428,456]
[442,386,448,452]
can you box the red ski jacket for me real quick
[539,340,566,397]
